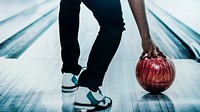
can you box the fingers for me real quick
[140,52,147,59]
[147,51,152,58]
[156,47,166,58]
[146,46,158,58]
[147,51,157,58]
[152,48,158,58]
[140,47,166,59]
[140,51,154,59]
[158,51,167,59]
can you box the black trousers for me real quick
[59,0,125,92]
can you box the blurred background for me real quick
[0,0,199,61]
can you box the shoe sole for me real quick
[74,97,112,111]
[62,86,78,93]
[74,105,95,111]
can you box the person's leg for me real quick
[78,0,125,92]
[59,0,82,75]
[59,0,83,92]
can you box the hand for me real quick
[140,38,166,59]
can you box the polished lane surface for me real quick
[0,0,200,112]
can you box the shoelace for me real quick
[97,88,103,96]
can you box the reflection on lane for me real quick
[136,93,175,112]
[62,93,75,112]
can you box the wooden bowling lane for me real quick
[0,1,58,43]
[0,8,58,58]
[146,10,193,59]
[19,22,61,60]
[146,0,200,61]
[0,0,46,22]
[1,0,200,112]
[0,5,58,58]
[151,0,200,36]
[0,59,200,111]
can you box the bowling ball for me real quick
[136,56,175,93]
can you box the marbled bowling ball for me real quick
[136,56,175,93]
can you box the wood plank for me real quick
[0,59,200,111]
[1,1,200,112]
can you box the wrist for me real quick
[141,34,151,42]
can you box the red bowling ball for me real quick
[136,56,175,93]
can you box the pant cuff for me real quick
[78,70,101,92]
[61,64,82,75]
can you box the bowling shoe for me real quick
[74,86,112,111]
[62,67,86,93]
